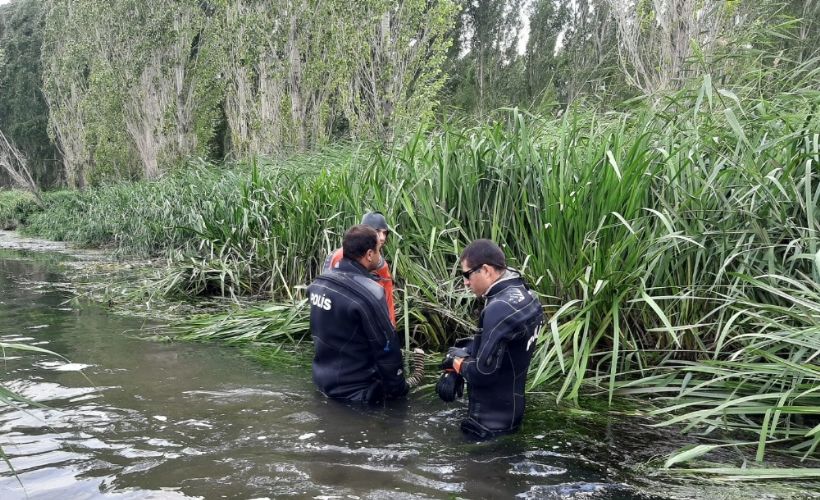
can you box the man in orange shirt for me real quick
[322,212,396,327]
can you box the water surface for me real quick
[0,247,808,499]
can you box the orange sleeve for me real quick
[375,262,396,327]
[330,250,395,327]
[327,248,343,270]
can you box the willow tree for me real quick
[220,1,288,157]
[41,0,94,187]
[117,1,214,178]
[454,0,524,115]
[339,0,457,141]
[0,0,57,187]
[221,0,455,153]
[43,0,223,184]
[86,0,223,180]
[0,127,41,203]
[557,0,623,106]
[522,0,567,106]
[606,0,739,95]
[286,0,359,150]
[218,0,341,155]
[42,0,455,180]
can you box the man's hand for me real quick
[440,346,470,374]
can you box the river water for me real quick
[0,245,810,499]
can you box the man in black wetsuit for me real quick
[308,224,416,404]
[437,239,544,439]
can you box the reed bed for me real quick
[149,73,820,465]
[173,300,310,345]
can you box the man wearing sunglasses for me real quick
[309,224,410,404]
[323,212,396,327]
[437,239,544,439]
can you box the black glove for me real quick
[435,371,464,402]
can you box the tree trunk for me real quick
[288,12,307,152]
[0,128,43,206]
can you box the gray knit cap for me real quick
[360,212,388,231]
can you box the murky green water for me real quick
[0,246,812,499]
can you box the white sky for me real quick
[0,0,10,5]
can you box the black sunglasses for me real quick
[461,264,484,280]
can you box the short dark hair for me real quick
[460,239,506,270]
[343,225,378,260]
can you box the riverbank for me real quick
[0,229,228,322]
[0,228,74,252]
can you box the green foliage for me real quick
[0,189,38,229]
[0,0,58,187]
[172,300,310,345]
[153,148,373,298]
[19,160,236,252]
[441,0,820,115]
[42,0,229,185]
[37,0,456,183]
[442,0,625,114]
[338,0,457,140]
[4,0,815,187]
[189,13,228,161]
[443,0,524,114]
[522,0,567,106]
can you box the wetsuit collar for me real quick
[484,269,523,298]
[335,256,372,276]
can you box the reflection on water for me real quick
[4,249,803,499]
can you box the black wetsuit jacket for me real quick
[308,257,408,403]
[458,272,544,438]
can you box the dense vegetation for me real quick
[0,0,56,186]
[1,0,819,472]
[3,64,818,467]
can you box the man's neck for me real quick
[484,268,515,296]
[355,256,375,272]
